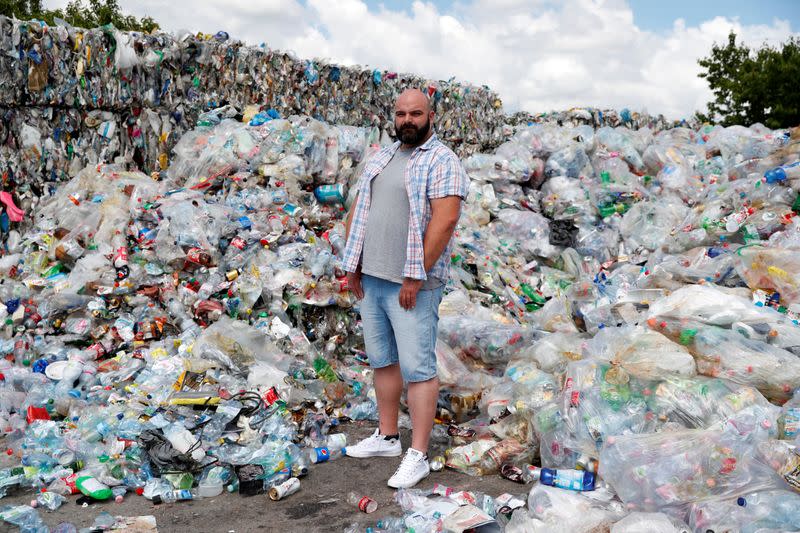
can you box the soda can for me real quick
[281,203,304,217]
[430,455,446,472]
[269,477,300,501]
[313,184,345,204]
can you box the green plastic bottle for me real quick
[75,475,113,500]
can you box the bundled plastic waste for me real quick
[0,14,504,208]
[0,58,800,531]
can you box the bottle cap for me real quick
[526,465,541,482]
[152,495,163,505]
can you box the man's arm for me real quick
[398,195,461,310]
[344,192,358,241]
[422,196,461,272]
[343,192,364,299]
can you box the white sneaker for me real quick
[345,429,402,458]
[387,448,430,488]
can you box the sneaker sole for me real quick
[387,469,430,489]
[345,448,403,458]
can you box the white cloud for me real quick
[46,0,798,119]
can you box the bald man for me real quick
[341,89,469,488]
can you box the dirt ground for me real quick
[0,422,523,532]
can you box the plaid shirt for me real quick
[343,133,469,281]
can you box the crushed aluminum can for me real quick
[429,455,446,472]
[269,477,300,501]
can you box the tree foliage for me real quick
[0,0,159,33]
[697,31,800,129]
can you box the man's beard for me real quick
[396,118,431,146]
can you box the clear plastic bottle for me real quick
[305,446,346,464]
[348,491,378,513]
[163,422,206,462]
[152,489,198,504]
[526,466,596,491]
[375,517,406,531]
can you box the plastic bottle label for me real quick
[785,408,800,438]
[553,469,589,491]
[173,489,193,500]
[78,476,107,494]
[357,496,373,512]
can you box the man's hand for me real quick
[399,278,423,310]
[347,270,364,300]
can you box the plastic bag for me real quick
[600,427,784,511]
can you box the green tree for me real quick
[0,0,158,32]
[697,31,800,129]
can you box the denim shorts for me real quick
[359,274,444,382]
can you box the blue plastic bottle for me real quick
[764,161,800,184]
[528,466,596,491]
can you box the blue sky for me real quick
[364,0,799,33]
[627,0,799,33]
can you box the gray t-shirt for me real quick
[361,148,443,289]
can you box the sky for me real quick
[46,0,799,119]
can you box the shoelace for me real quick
[392,452,421,479]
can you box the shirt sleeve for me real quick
[428,153,469,200]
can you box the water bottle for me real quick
[526,466,596,491]
[375,517,406,530]
[163,422,206,462]
[152,488,198,504]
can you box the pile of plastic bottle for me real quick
[0,97,799,532]
[0,13,505,208]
